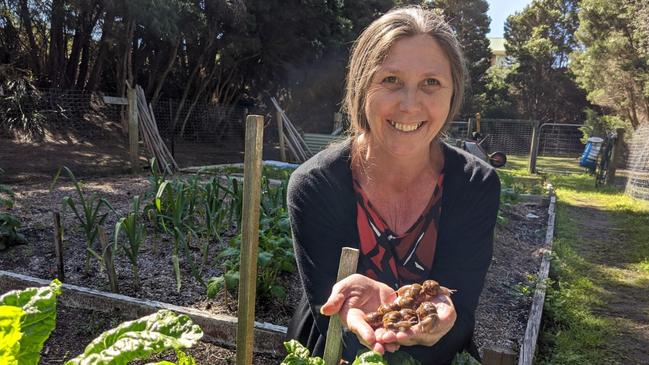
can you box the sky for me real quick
[487,0,533,38]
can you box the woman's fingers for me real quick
[346,307,377,347]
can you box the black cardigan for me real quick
[285,139,500,364]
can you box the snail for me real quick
[364,279,454,333]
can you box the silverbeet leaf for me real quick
[65,309,203,365]
[0,279,62,365]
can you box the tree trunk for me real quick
[47,0,66,87]
[18,0,41,75]
[85,3,116,91]
[150,36,181,107]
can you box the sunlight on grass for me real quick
[537,171,649,365]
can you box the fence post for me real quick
[277,110,287,162]
[127,85,139,173]
[606,128,626,186]
[466,117,474,139]
[528,121,540,174]
[236,115,264,365]
[475,112,481,134]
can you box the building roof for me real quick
[489,37,506,55]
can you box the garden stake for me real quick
[323,247,359,365]
[98,227,119,293]
[236,115,264,365]
[52,211,64,282]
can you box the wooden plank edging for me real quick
[0,270,287,356]
[518,192,557,365]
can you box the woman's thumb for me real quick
[320,291,345,316]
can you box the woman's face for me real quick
[364,34,453,158]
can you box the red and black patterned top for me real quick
[353,175,444,289]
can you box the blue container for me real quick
[579,137,604,169]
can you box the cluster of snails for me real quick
[364,280,453,333]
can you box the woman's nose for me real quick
[399,87,420,112]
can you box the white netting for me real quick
[625,123,649,201]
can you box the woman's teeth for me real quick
[389,120,424,132]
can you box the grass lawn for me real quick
[535,173,649,364]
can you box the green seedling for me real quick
[53,167,114,273]
[156,179,205,292]
[115,195,146,287]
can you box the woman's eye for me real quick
[382,76,398,84]
[424,78,440,86]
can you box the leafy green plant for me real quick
[202,177,229,265]
[115,195,146,287]
[0,279,62,365]
[53,167,114,273]
[280,340,324,365]
[207,209,294,301]
[156,179,205,292]
[65,309,202,365]
[0,168,26,250]
[144,158,168,254]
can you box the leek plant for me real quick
[114,195,146,287]
[53,167,114,273]
[0,168,26,250]
[156,179,205,292]
[202,177,229,265]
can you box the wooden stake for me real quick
[323,247,360,365]
[127,85,140,173]
[236,115,264,365]
[483,345,517,365]
[52,211,64,282]
[277,110,287,162]
[98,227,119,293]
[528,121,540,174]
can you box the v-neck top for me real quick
[352,174,444,288]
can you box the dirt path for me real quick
[564,197,649,364]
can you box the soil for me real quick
[0,174,549,361]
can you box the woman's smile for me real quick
[388,120,427,133]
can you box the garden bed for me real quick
[0,172,549,359]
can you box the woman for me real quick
[286,6,500,364]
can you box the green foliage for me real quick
[579,108,628,143]
[115,195,147,287]
[202,177,229,265]
[53,167,115,273]
[0,169,26,250]
[570,0,648,129]
[478,66,520,119]
[504,0,589,123]
[207,172,294,301]
[155,179,205,292]
[0,279,62,365]
[280,340,325,365]
[0,305,23,364]
[432,0,492,116]
[65,310,203,365]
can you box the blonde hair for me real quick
[343,6,466,165]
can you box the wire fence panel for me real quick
[625,123,649,201]
[479,119,535,156]
[538,123,584,157]
[150,99,247,168]
[0,88,132,181]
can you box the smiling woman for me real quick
[286,6,500,365]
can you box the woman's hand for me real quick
[377,294,456,347]
[319,274,400,354]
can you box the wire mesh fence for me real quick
[625,123,649,201]
[445,119,584,158]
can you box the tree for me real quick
[432,0,492,117]
[504,0,589,123]
[570,0,649,128]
